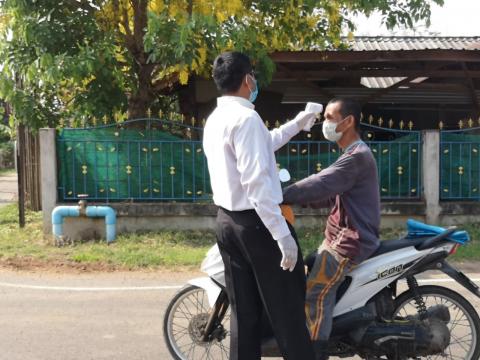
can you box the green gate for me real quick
[57,120,421,202]
[440,127,480,200]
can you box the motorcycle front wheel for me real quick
[163,285,231,360]
[394,285,480,360]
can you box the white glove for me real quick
[276,234,298,272]
[293,111,316,132]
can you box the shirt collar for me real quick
[217,96,254,110]
[344,140,364,153]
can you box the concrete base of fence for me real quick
[47,202,429,241]
[43,201,480,242]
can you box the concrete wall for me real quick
[39,128,479,242]
[46,200,480,241]
[56,202,426,241]
[39,128,57,234]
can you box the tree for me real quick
[0,0,443,128]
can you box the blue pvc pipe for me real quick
[51,205,116,243]
[86,206,117,243]
[52,206,80,237]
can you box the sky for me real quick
[353,0,480,36]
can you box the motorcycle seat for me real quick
[370,237,427,258]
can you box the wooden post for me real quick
[16,124,25,228]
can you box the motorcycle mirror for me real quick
[279,169,291,183]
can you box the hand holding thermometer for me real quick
[305,102,323,116]
[305,102,324,129]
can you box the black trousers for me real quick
[215,207,315,360]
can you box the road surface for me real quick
[1,268,479,360]
[0,171,17,207]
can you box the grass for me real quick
[0,203,479,270]
[0,204,215,270]
[0,168,15,176]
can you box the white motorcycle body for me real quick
[191,241,457,316]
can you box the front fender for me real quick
[188,277,222,308]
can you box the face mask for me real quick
[246,75,258,103]
[322,118,348,142]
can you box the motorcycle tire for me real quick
[394,285,480,360]
[163,285,230,360]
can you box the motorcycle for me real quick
[163,218,480,360]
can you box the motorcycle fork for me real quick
[201,290,229,342]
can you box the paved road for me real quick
[0,270,193,360]
[0,171,17,207]
[1,268,479,360]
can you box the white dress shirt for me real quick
[203,96,301,240]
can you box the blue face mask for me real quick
[247,75,258,103]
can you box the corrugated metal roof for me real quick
[360,77,406,88]
[345,36,480,51]
[281,86,480,105]
[360,76,429,89]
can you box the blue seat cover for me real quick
[407,219,470,244]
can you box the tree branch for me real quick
[121,2,133,39]
[152,73,180,93]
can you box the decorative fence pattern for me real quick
[275,125,421,200]
[440,128,480,200]
[57,119,209,201]
[57,119,421,202]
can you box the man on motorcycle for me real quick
[203,51,316,360]
[282,97,381,360]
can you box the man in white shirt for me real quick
[203,51,316,360]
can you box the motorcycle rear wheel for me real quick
[394,285,480,360]
[163,285,231,360]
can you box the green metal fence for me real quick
[57,119,210,201]
[275,129,421,200]
[57,119,421,202]
[440,128,480,200]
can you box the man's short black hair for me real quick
[212,52,252,94]
[328,97,362,131]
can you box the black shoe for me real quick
[260,336,282,357]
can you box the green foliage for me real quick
[0,0,443,129]
[0,0,128,129]
[0,141,14,168]
[0,120,14,168]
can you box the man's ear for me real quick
[348,114,356,125]
[340,115,354,132]
[243,74,251,90]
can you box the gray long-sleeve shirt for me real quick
[282,142,380,264]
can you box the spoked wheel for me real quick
[394,285,480,360]
[163,285,231,360]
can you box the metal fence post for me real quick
[40,128,58,234]
[422,130,441,224]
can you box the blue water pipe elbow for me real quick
[51,204,116,243]
[86,206,117,243]
[52,206,80,237]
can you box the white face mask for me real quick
[322,118,347,142]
